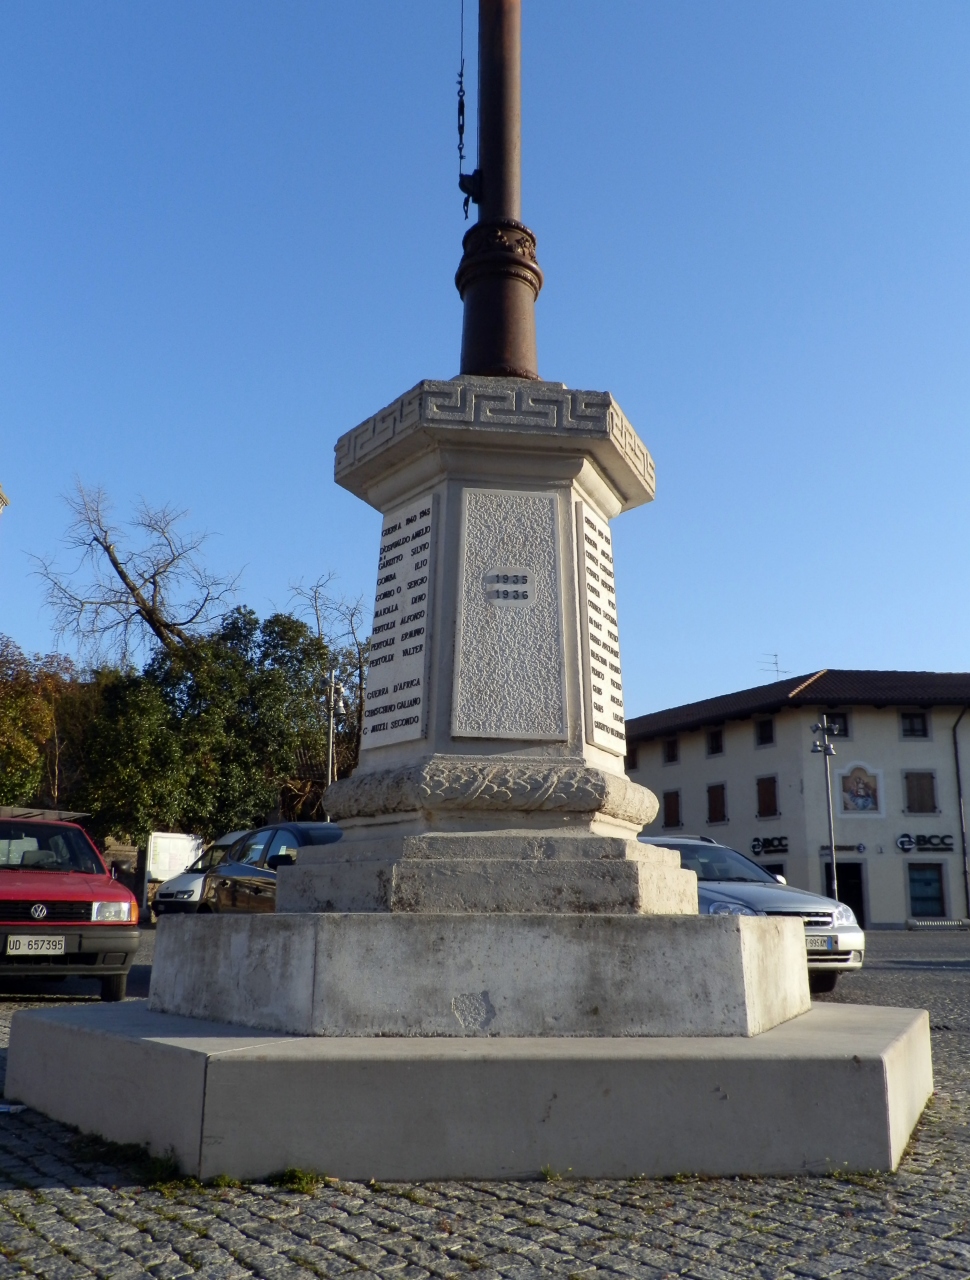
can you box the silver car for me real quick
[640,835,865,993]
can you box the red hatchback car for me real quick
[0,819,139,1001]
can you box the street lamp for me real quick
[325,670,346,788]
[811,718,841,903]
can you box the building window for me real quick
[904,771,937,814]
[662,790,682,829]
[624,746,638,773]
[706,728,724,756]
[901,711,929,739]
[662,737,679,765]
[908,863,945,918]
[756,775,779,818]
[824,712,849,739]
[707,783,727,824]
[755,719,774,747]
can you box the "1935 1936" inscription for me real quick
[483,567,533,607]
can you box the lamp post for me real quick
[326,671,346,788]
[811,718,841,902]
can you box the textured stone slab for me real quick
[147,912,809,1038]
[6,1001,932,1180]
[451,488,567,741]
[389,854,696,914]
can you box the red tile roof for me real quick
[625,670,970,742]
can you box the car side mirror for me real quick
[267,853,295,870]
[774,874,787,885]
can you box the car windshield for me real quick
[0,822,103,874]
[189,845,232,873]
[655,842,777,884]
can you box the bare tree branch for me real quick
[288,573,339,644]
[31,481,239,663]
[289,577,371,772]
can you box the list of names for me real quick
[576,501,626,755]
[360,493,436,750]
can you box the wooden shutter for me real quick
[663,790,681,828]
[756,776,778,817]
[707,783,726,823]
[905,772,936,814]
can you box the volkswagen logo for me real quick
[30,903,47,920]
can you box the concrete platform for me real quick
[148,912,810,1038]
[5,1001,932,1180]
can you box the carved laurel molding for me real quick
[333,378,655,497]
[323,757,658,828]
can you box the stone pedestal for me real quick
[147,912,809,1038]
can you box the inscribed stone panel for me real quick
[576,501,626,755]
[360,493,436,749]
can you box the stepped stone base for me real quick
[5,1001,933,1180]
[147,912,809,1038]
[277,833,696,915]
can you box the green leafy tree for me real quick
[76,672,187,846]
[144,607,343,838]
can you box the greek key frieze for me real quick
[334,379,653,488]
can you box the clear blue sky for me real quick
[1,1,968,715]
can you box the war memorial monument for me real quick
[7,1,931,1179]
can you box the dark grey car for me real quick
[199,821,341,913]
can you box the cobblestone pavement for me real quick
[0,930,966,1279]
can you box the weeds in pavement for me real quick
[267,1167,324,1194]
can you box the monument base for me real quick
[277,833,696,915]
[147,912,810,1038]
[5,1001,932,1180]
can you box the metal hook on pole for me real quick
[457,0,479,218]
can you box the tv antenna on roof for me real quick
[759,653,791,679]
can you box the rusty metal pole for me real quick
[456,0,543,379]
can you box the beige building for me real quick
[626,670,970,927]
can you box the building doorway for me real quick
[824,860,867,927]
[908,863,945,918]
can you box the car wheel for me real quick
[809,971,839,994]
[196,904,213,914]
[100,974,127,1002]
